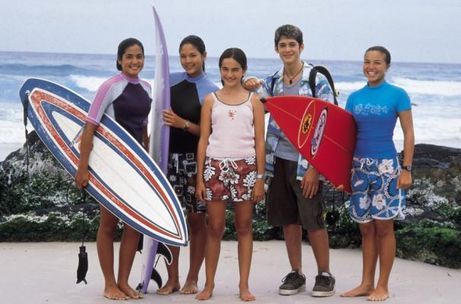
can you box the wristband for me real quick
[402,165,412,172]
[183,120,190,130]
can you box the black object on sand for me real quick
[76,244,88,284]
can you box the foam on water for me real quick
[392,77,461,97]
[69,75,107,92]
[1,51,460,151]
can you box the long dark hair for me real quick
[116,38,144,71]
[218,48,247,70]
[179,35,207,71]
[218,48,247,86]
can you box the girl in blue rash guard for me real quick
[157,35,218,296]
[341,46,414,301]
[75,38,151,300]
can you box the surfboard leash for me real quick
[76,190,89,284]
[21,91,31,202]
[325,189,341,230]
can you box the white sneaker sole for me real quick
[311,289,335,297]
[279,285,306,296]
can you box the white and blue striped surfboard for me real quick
[19,78,188,246]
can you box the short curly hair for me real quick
[274,24,303,46]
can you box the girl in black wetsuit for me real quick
[157,35,218,295]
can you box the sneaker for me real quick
[312,272,335,297]
[279,271,306,295]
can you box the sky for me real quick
[1,0,461,63]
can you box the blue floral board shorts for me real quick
[167,153,206,213]
[203,156,257,202]
[349,157,405,223]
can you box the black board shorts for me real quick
[266,157,325,230]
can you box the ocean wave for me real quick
[336,81,365,92]
[391,77,461,97]
[69,75,107,92]
[0,63,95,77]
[1,99,459,148]
[69,75,156,92]
[336,78,461,97]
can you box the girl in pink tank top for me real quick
[195,48,265,301]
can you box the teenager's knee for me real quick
[306,227,327,236]
[207,223,225,239]
[122,226,140,242]
[98,222,118,237]
[359,222,376,238]
[234,221,253,237]
[188,213,206,233]
[374,221,394,238]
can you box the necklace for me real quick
[284,63,304,85]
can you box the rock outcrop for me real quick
[1,134,460,267]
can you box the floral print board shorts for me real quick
[167,153,206,213]
[203,156,257,202]
[349,157,405,223]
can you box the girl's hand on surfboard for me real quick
[397,170,412,189]
[162,109,183,129]
[301,167,320,198]
[75,167,89,190]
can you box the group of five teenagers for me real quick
[157,35,218,295]
[75,27,414,303]
[195,47,265,301]
[244,24,336,297]
[341,46,414,301]
[75,38,150,300]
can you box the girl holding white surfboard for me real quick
[157,35,218,295]
[341,46,415,301]
[75,38,151,300]
[195,48,265,301]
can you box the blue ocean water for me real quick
[1,51,460,150]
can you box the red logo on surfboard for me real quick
[298,100,316,149]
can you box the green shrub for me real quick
[396,220,461,268]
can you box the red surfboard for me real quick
[263,96,356,193]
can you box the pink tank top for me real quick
[206,92,256,159]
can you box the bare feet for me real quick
[341,285,374,297]
[103,286,129,300]
[118,284,143,299]
[239,289,256,302]
[196,287,213,301]
[180,280,199,294]
[157,282,181,295]
[367,286,389,301]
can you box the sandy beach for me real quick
[1,240,460,304]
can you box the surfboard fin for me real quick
[137,234,144,252]
[156,242,173,265]
[151,268,163,288]
[76,245,88,284]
